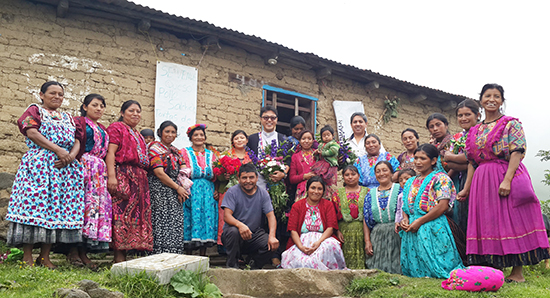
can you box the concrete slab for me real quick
[111,253,209,284]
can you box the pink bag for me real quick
[441,266,504,292]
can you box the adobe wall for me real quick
[0,0,458,209]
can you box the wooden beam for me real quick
[440,100,458,111]
[57,0,69,18]
[410,94,427,103]
[137,19,151,32]
[265,101,310,113]
[316,67,331,79]
[364,81,379,92]
[272,93,277,108]
[295,98,299,116]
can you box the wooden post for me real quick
[272,92,277,108]
[295,98,299,116]
[440,101,458,111]
[410,94,427,103]
[311,100,316,132]
[57,0,69,18]
[364,81,379,92]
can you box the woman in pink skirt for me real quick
[459,83,549,282]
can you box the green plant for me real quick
[105,271,177,298]
[382,96,400,124]
[170,270,222,298]
[536,149,550,186]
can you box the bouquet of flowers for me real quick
[337,137,358,171]
[450,132,467,154]
[257,139,295,222]
[213,155,243,193]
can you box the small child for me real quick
[394,169,416,233]
[140,128,155,145]
[311,125,340,197]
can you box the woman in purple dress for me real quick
[459,83,549,282]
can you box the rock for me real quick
[87,288,123,298]
[208,268,377,297]
[111,253,209,284]
[77,280,99,292]
[54,288,91,298]
[0,172,15,189]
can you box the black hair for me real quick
[374,160,395,175]
[415,143,439,168]
[425,113,449,129]
[117,100,141,122]
[342,164,359,176]
[140,129,154,137]
[350,112,367,124]
[239,162,258,177]
[480,83,505,102]
[401,128,419,140]
[320,125,335,139]
[188,126,207,141]
[40,81,64,93]
[231,129,248,146]
[298,129,314,141]
[398,169,416,180]
[456,99,481,116]
[364,133,381,146]
[157,120,177,138]
[289,116,306,129]
[80,94,106,117]
[260,105,278,117]
[306,176,326,194]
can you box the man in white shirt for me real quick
[348,112,369,157]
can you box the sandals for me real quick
[67,257,85,267]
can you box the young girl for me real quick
[394,169,416,233]
[399,144,463,278]
[312,125,340,196]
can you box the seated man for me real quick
[221,163,279,269]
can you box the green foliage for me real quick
[540,199,550,216]
[536,150,550,186]
[105,270,178,298]
[346,264,550,298]
[383,96,400,123]
[170,270,222,298]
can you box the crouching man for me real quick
[221,163,279,269]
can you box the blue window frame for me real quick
[262,85,318,134]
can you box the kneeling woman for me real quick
[363,161,402,274]
[398,144,463,278]
[282,176,346,269]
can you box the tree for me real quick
[536,150,550,186]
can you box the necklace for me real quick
[482,114,503,125]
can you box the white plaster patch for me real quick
[28,53,112,74]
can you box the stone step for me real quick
[111,253,209,285]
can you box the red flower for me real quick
[213,167,223,176]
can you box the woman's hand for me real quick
[303,172,315,181]
[499,178,511,197]
[107,176,118,194]
[365,240,373,256]
[177,186,189,203]
[54,149,73,169]
[336,230,345,243]
[270,170,285,182]
[457,189,469,202]
[406,220,422,233]
[399,217,410,231]
[394,222,401,233]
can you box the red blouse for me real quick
[286,198,340,249]
[107,121,148,166]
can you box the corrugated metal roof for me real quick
[54,0,471,101]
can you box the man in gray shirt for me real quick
[221,163,279,269]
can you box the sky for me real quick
[130,0,550,198]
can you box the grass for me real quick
[346,264,550,298]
